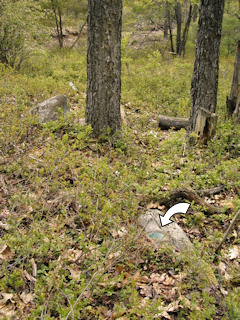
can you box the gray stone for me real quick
[31,95,69,124]
[139,209,194,252]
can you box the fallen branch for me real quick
[159,188,225,215]
[198,185,225,197]
[158,115,189,130]
[215,210,240,253]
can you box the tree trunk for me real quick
[86,0,122,138]
[226,41,240,117]
[179,4,192,57]
[51,0,63,48]
[175,2,182,55]
[167,10,174,53]
[189,0,225,144]
[192,4,198,22]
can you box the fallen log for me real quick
[159,188,226,215]
[158,115,189,130]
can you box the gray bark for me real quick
[189,0,225,143]
[86,0,122,138]
[175,2,182,55]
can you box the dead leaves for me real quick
[0,292,35,319]
[0,244,13,261]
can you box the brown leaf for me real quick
[139,285,153,298]
[0,293,16,318]
[146,202,164,210]
[228,246,240,260]
[150,273,166,283]
[0,244,13,260]
[20,292,35,304]
[167,299,182,312]
[153,282,162,295]
[163,274,175,286]
[68,265,82,280]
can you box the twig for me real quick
[215,210,240,253]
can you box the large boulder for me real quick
[139,209,193,252]
[31,95,70,124]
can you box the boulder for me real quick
[139,209,193,252]
[31,95,69,124]
[139,209,218,286]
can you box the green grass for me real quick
[0,41,239,319]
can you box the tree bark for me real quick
[175,2,182,55]
[158,115,189,130]
[226,41,240,117]
[86,0,122,138]
[179,4,192,57]
[189,0,225,144]
[167,10,174,53]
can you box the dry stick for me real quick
[215,210,240,253]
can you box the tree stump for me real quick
[194,107,217,144]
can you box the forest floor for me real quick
[0,34,240,320]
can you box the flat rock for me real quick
[31,95,69,124]
[139,209,193,252]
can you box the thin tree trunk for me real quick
[179,4,192,57]
[175,2,182,55]
[192,4,198,22]
[58,6,63,48]
[189,0,225,143]
[167,10,174,52]
[51,0,63,48]
[86,0,122,138]
[226,41,240,117]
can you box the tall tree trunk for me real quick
[175,2,182,55]
[189,0,225,144]
[226,41,240,117]
[192,4,198,22]
[86,0,122,138]
[167,10,174,52]
[179,4,192,57]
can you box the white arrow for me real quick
[160,203,190,227]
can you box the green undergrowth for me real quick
[0,46,239,319]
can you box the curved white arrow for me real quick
[160,203,190,227]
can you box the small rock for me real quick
[31,95,69,124]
